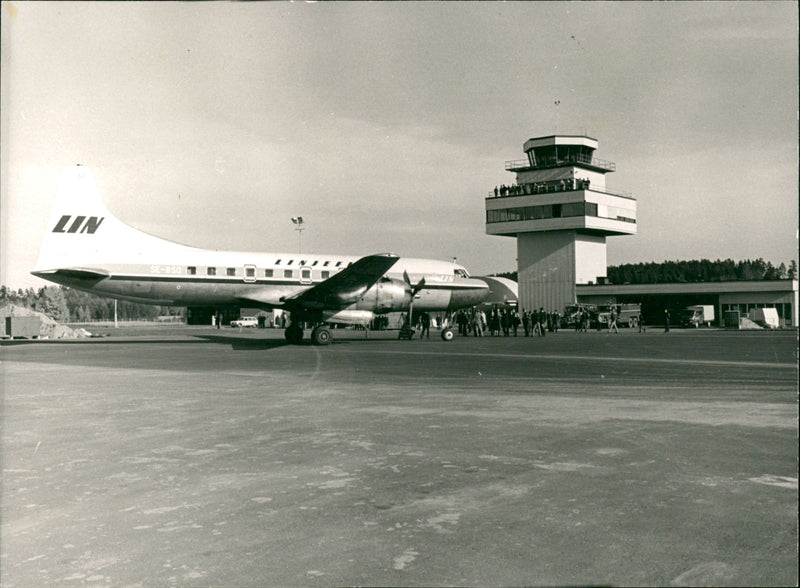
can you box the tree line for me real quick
[494,258,796,285]
[606,258,796,285]
[0,285,183,323]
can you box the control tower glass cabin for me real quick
[485,135,636,312]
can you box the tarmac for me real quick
[1,326,797,587]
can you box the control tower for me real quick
[485,134,636,312]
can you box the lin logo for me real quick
[52,215,105,234]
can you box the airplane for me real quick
[32,165,492,344]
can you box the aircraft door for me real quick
[300,267,312,285]
[243,264,257,283]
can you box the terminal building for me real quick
[486,134,798,327]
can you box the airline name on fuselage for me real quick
[52,215,105,234]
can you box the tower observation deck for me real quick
[486,134,637,312]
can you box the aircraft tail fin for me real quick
[33,165,178,276]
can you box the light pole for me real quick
[291,217,304,253]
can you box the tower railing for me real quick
[488,179,634,200]
[505,154,616,172]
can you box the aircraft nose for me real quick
[449,279,490,309]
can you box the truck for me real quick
[596,303,642,328]
[560,303,597,329]
[682,305,715,328]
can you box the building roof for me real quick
[577,280,798,296]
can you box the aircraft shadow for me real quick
[0,337,209,347]
[192,334,292,351]
[1,332,395,350]
[0,335,289,351]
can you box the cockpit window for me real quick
[454,268,470,278]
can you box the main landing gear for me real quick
[284,324,333,345]
[311,325,332,345]
[284,324,304,345]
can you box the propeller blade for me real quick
[403,270,426,295]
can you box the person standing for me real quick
[638,310,646,333]
[609,306,619,333]
[522,310,530,337]
[664,309,671,332]
[491,308,500,336]
[420,312,430,340]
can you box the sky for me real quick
[1,1,797,290]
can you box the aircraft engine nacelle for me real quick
[321,309,376,326]
[354,277,411,314]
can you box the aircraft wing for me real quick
[281,253,400,311]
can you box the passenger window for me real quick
[245,266,255,278]
[227,268,236,276]
[284,269,293,278]
[187,266,197,275]
[207,267,216,276]
[321,270,330,279]
[265,269,273,277]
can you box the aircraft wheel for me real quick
[629,317,638,329]
[284,325,304,344]
[441,328,455,341]
[311,326,332,346]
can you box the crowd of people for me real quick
[493,177,591,198]
[401,304,652,339]
[450,306,561,337]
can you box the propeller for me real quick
[403,270,426,296]
[402,270,426,329]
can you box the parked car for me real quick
[230,316,258,328]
